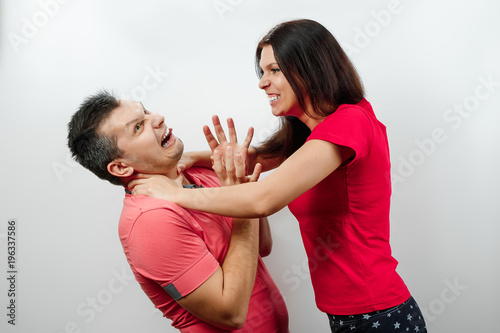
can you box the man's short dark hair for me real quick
[67,90,124,186]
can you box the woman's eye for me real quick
[271,68,281,74]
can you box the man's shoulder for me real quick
[122,194,185,219]
[118,194,193,241]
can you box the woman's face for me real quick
[258,45,303,118]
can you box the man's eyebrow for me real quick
[125,116,142,129]
[124,103,147,129]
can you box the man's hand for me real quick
[176,153,196,174]
[204,115,254,175]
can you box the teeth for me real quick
[269,95,280,102]
[161,129,171,148]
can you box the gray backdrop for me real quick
[1,0,499,332]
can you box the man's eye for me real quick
[135,121,144,132]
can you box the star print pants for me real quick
[327,296,427,333]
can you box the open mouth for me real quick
[161,128,172,148]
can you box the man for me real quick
[67,91,289,332]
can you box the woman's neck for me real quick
[298,113,324,131]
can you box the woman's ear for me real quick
[107,160,134,178]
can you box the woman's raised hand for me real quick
[204,115,254,175]
[212,146,262,187]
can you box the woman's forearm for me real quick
[177,140,347,218]
[178,181,277,218]
[131,140,347,219]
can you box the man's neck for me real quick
[124,169,192,192]
[162,166,192,187]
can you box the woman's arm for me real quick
[130,139,353,218]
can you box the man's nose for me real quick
[150,113,165,127]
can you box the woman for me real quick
[130,19,427,333]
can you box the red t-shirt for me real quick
[119,167,289,332]
[288,99,410,315]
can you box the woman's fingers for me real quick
[234,152,246,182]
[249,163,262,183]
[212,149,226,180]
[224,146,235,177]
[227,117,237,143]
[203,125,219,151]
[242,126,254,148]
[212,115,227,144]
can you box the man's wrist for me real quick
[188,151,212,168]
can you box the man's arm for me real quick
[176,217,259,330]
[176,142,263,330]
[259,217,272,257]
[247,146,281,173]
[177,150,212,171]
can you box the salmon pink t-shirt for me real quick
[119,167,289,332]
[288,99,410,315]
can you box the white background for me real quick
[1,0,499,332]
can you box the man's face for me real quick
[100,100,183,179]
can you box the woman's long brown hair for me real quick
[255,19,365,163]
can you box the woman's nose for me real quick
[258,75,270,90]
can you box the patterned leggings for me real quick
[327,296,427,333]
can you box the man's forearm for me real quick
[183,150,213,169]
[219,217,259,326]
[259,217,272,257]
[248,146,280,173]
[176,217,260,330]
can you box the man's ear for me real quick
[107,160,134,178]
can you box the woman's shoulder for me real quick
[319,98,374,128]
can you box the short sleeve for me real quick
[307,105,374,165]
[128,208,219,300]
